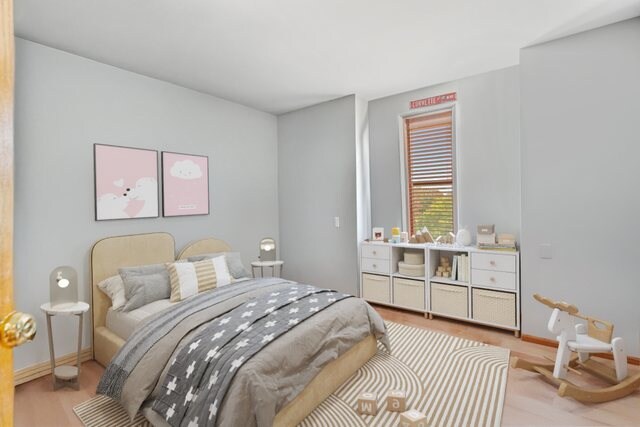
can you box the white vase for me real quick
[456,227,472,246]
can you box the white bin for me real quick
[362,273,390,304]
[472,288,516,327]
[431,283,468,318]
[393,277,425,311]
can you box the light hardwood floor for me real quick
[14,305,640,426]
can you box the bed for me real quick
[91,232,387,426]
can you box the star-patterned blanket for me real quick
[98,279,289,401]
[151,284,350,427]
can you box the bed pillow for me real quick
[119,263,172,312]
[187,252,250,279]
[168,256,232,302]
[97,275,126,311]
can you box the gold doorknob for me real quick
[0,311,36,348]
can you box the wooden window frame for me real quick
[398,105,457,237]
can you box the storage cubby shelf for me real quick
[430,278,469,286]
[392,272,425,281]
[359,241,521,336]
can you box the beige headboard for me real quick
[91,232,176,332]
[177,237,232,260]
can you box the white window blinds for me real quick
[404,109,454,237]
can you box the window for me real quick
[403,109,455,237]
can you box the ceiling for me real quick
[14,0,640,114]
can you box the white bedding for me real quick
[105,278,251,340]
[106,299,175,340]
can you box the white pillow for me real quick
[97,275,126,310]
[211,256,232,287]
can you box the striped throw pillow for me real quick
[168,256,232,302]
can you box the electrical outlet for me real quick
[334,216,340,228]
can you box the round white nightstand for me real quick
[40,301,89,390]
[251,260,284,278]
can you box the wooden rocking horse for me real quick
[511,293,640,403]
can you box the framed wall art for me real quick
[162,151,209,217]
[94,144,159,220]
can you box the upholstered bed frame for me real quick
[90,232,376,426]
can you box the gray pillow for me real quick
[187,252,250,279]
[119,263,171,312]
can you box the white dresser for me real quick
[359,242,521,336]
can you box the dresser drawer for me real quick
[361,257,390,274]
[471,269,516,290]
[393,278,425,311]
[431,283,468,318]
[362,274,390,303]
[361,245,391,260]
[472,288,516,327]
[471,252,516,273]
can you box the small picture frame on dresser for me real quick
[372,227,384,241]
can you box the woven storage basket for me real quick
[431,283,467,318]
[398,261,424,277]
[472,288,516,327]
[393,277,425,310]
[403,251,424,265]
[362,274,390,303]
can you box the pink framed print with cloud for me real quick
[162,151,209,217]
[94,144,159,220]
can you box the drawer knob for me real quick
[490,277,496,282]
[372,264,377,268]
[489,260,496,266]
[373,251,377,255]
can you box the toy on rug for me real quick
[356,391,378,415]
[386,390,407,412]
[399,409,427,426]
[511,293,640,403]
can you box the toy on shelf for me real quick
[413,227,433,244]
[389,227,401,244]
[511,293,640,403]
[434,256,452,278]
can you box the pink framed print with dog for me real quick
[161,151,209,217]
[94,144,159,220]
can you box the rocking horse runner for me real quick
[511,294,640,403]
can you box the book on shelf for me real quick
[452,256,458,281]
[477,242,517,252]
[460,254,468,282]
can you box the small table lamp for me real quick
[49,266,78,307]
[259,238,276,262]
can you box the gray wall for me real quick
[14,39,279,370]
[520,18,640,355]
[369,67,521,240]
[278,96,359,295]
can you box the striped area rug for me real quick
[74,395,150,427]
[74,321,509,427]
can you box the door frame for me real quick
[0,0,16,424]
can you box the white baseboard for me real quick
[14,347,93,386]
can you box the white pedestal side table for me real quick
[40,301,90,390]
[251,260,284,278]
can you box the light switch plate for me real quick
[539,244,553,259]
